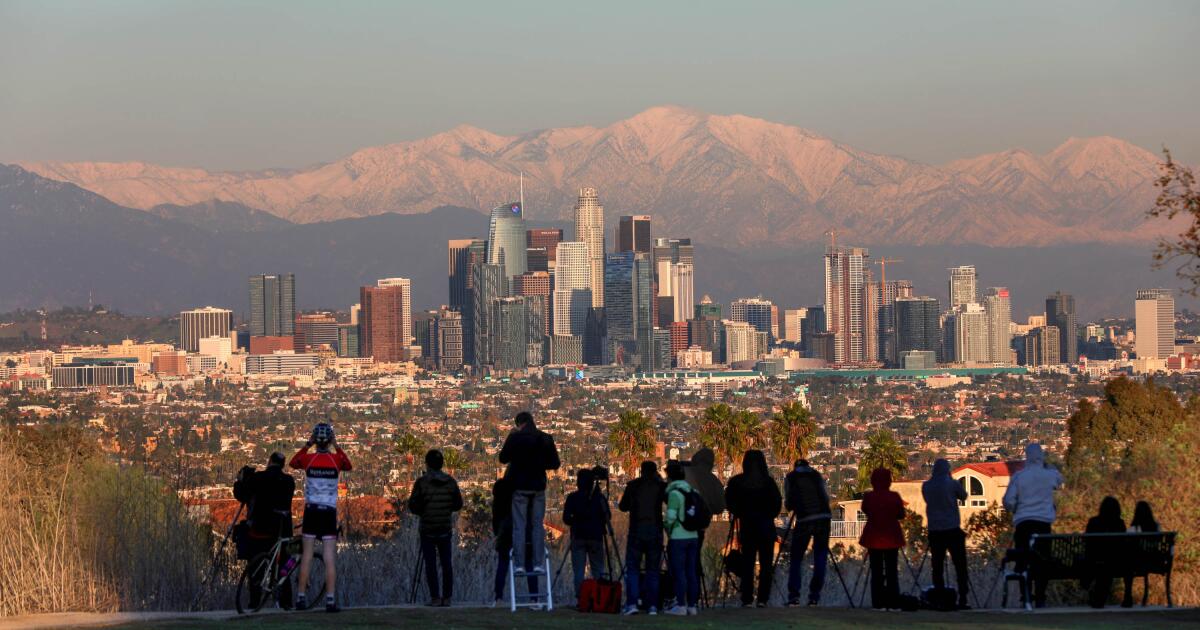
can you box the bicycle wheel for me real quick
[236,551,276,614]
[290,555,326,608]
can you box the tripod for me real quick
[770,515,795,604]
[711,519,741,607]
[191,502,244,611]
[827,546,857,608]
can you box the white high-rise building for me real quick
[782,308,807,344]
[552,241,592,336]
[376,277,413,347]
[947,303,989,364]
[948,265,978,309]
[669,262,694,324]
[1135,288,1175,359]
[179,306,232,353]
[824,246,869,363]
[574,188,606,308]
[723,320,757,364]
[984,287,1013,364]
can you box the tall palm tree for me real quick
[441,447,471,476]
[769,401,818,467]
[394,431,426,481]
[698,404,767,478]
[608,409,657,477]
[856,429,908,492]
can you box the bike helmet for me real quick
[312,422,334,447]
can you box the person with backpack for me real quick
[618,460,666,615]
[562,468,610,597]
[408,449,464,607]
[232,452,295,609]
[498,411,561,575]
[491,477,538,605]
[784,459,831,607]
[724,450,782,608]
[289,422,352,612]
[1002,442,1063,608]
[921,458,969,610]
[663,460,702,616]
[860,467,905,611]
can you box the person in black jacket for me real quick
[492,477,537,605]
[232,452,296,608]
[725,450,783,607]
[409,449,464,606]
[784,459,831,607]
[498,411,561,574]
[563,468,610,596]
[618,461,666,615]
[1084,496,1127,609]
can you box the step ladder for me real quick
[508,549,554,612]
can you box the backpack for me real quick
[679,488,712,532]
[921,586,958,611]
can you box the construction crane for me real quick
[873,256,904,287]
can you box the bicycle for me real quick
[235,531,327,614]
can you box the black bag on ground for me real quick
[896,593,921,612]
[921,585,958,611]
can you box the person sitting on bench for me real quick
[1085,496,1128,608]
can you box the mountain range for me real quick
[17,106,1176,248]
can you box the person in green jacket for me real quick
[664,460,699,616]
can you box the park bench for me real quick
[1005,531,1175,610]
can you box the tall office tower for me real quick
[180,307,232,352]
[647,328,670,370]
[471,263,503,367]
[945,303,989,363]
[435,309,463,370]
[878,280,914,366]
[359,282,410,363]
[824,245,869,363]
[1045,291,1078,364]
[524,295,548,366]
[723,320,758,364]
[553,242,592,336]
[895,296,941,361]
[1021,326,1062,366]
[414,312,436,361]
[604,251,652,369]
[948,265,978,309]
[984,287,1013,364]
[863,277,880,362]
[583,307,607,365]
[731,297,776,343]
[294,313,339,352]
[782,308,806,344]
[802,306,825,355]
[670,263,694,324]
[574,188,606,307]
[448,239,484,311]
[487,202,528,293]
[669,320,690,362]
[513,271,552,337]
[248,273,296,337]
[652,237,695,295]
[694,296,722,320]
[489,297,530,370]
[617,215,653,254]
[526,229,562,274]
[337,324,360,358]
[1135,288,1176,359]
[487,201,520,251]
[526,248,550,273]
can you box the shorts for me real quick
[301,506,338,540]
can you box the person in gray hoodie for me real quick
[921,459,969,608]
[1002,443,1063,608]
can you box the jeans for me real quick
[787,518,830,602]
[571,537,606,595]
[512,491,546,571]
[929,528,968,601]
[738,518,776,605]
[624,532,662,608]
[495,544,539,600]
[868,549,899,609]
[1014,520,1052,606]
[421,533,453,600]
[668,538,699,608]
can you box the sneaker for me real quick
[427,598,440,607]
[665,605,688,616]
[756,602,767,608]
[439,598,451,607]
[325,603,341,613]
[741,602,754,608]
[648,606,658,615]
[493,598,504,608]
[294,594,307,610]
[621,605,640,616]
[787,597,802,608]
[687,606,699,616]
[807,598,819,607]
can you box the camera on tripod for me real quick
[590,465,609,482]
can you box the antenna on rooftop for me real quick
[519,171,525,217]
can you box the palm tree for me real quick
[769,401,818,467]
[856,429,908,492]
[394,431,426,481]
[442,447,471,475]
[698,404,767,478]
[608,409,657,477]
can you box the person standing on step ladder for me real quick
[498,411,561,578]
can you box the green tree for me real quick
[697,404,767,478]
[441,447,470,475]
[394,431,426,481]
[856,429,907,492]
[608,409,657,477]
[769,401,817,466]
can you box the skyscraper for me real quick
[878,280,913,366]
[448,238,485,311]
[435,309,463,370]
[574,188,606,308]
[513,271,552,337]
[731,297,776,343]
[179,307,232,353]
[1135,288,1175,359]
[375,277,412,348]
[359,280,411,363]
[782,308,806,344]
[945,303,989,364]
[983,287,1013,364]
[948,265,978,309]
[723,320,758,364]
[824,245,869,364]
[1045,291,1078,364]
[248,273,295,337]
[487,202,528,292]
[526,228,562,274]
[617,215,653,254]
[471,263,503,367]
[294,312,339,352]
[553,242,592,336]
[895,296,941,360]
[490,297,530,370]
[604,251,652,369]
[669,263,694,325]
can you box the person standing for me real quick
[1002,442,1063,608]
[562,468,610,597]
[408,449,464,607]
[618,460,666,615]
[498,411,561,575]
[684,448,726,598]
[491,477,538,605]
[290,422,352,613]
[724,450,782,608]
[663,461,701,616]
[233,452,296,609]
[860,467,905,611]
[921,459,969,609]
[784,459,832,607]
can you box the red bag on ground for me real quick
[577,578,622,613]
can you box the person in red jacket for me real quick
[859,467,905,610]
[290,422,353,612]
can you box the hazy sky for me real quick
[2,1,1197,170]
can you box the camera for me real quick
[237,465,257,483]
[590,465,609,482]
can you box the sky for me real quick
[1,0,1198,171]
